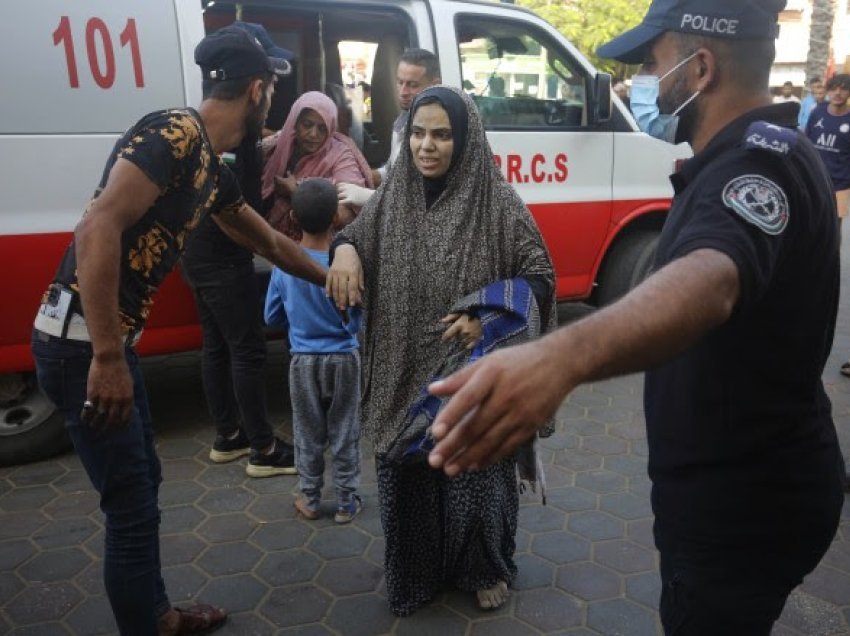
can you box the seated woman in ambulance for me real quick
[261,91,373,240]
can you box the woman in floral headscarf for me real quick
[261,91,372,240]
[327,85,555,616]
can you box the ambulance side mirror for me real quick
[591,72,612,124]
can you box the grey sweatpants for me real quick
[289,351,361,506]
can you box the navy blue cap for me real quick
[195,25,291,81]
[232,22,295,62]
[597,0,786,64]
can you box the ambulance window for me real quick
[456,16,587,130]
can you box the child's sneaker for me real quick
[209,429,250,463]
[334,494,363,524]
[245,437,297,477]
[294,496,321,520]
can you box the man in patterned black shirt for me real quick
[30,26,324,635]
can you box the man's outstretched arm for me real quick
[427,248,740,476]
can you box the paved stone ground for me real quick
[3,267,850,634]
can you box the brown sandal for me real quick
[161,604,227,635]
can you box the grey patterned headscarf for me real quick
[341,85,556,453]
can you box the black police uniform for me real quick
[645,102,846,633]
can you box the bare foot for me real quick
[476,581,509,610]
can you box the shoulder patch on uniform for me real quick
[721,174,789,235]
[743,121,797,156]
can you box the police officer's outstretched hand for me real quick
[427,336,573,476]
[83,355,134,430]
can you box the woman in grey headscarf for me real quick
[327,85,555,616]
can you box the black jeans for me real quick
[184,261,273,451]
[32,331,168,634]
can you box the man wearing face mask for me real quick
[423,1,846,633]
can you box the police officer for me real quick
[422,1,846,633]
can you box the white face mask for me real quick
[630,52,701,143]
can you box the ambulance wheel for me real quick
[596,230,660,306]
[0,373,70,466]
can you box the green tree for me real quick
[517,0,651,76]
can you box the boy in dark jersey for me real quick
[31,26,325,635]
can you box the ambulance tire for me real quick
[0,373,71,466]
[596,230,660,306]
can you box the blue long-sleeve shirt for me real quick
[264,248,362,353]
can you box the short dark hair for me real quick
[671,33,775,92]
[399,48,440,80]
[826,74,850,91]
[292,178,338,235]
[202,72,273,100]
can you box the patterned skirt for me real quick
[376,456,519,616]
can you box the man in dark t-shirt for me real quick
[181,22,298,477]
[420,2,846,634]
[31,26,324,635]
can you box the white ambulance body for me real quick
[0,0,689,464]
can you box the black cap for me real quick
[231,22,295,62]
[597,0,786,64]
[195,25,291,81]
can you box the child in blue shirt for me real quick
[264,178,363,522]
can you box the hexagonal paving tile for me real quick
[160,533,207,565]
[599,492,653,521]
[470,616,539,636]
[315,557,382,596]
[603,455,648,477]
[512,553,555,590]
[4,581,82,624]
[393,604,469,636]
[197,487,254,515]
[568,511,625,542]
[251,519,312,551]
[593,540,655,574]
[160,505,206,535]
[366,537,385,567]
[260,585,332,627]
[564,420,606,437]
[159,480,205,508]
[518,504,566,533]
[64,595,116,635]
[8,462,67,487]
[800,564,850,607]
[51,470,90,494]
[0,571,23,603]
[531,532,591,565]
[325,594,396,636]
[586,597,658,636]
[554,449,603,472]
[248,495,299,522]
[625,571,661,610]
[574,471,627,495]
[197,513,257,543]
[197,542,262,577]
[256,550,322,587]
[775,589,848,636]
[157,437,203,460]
[546,487,597,513]
[8,622,73,636]
[0,486,58,512]
[197,464,248,489]
[626,518,656,550]
[74,560,105,597]
[161,564,209,604]
[581,436,628,456]
[308,526,371,560]
[198,573,269,614]
[0,538,36,570]
[42,491,99,519]
[556,561,621,601]
[160,458,205,482]
[18,547,91,582]
[514,588,582,632]
[32,517,99,549]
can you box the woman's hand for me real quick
[441,313,482,350]
[326,244,364,310]
[274,172,297,198]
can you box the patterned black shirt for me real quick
[50,108,243,334]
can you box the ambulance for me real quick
[0,0,690,464]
